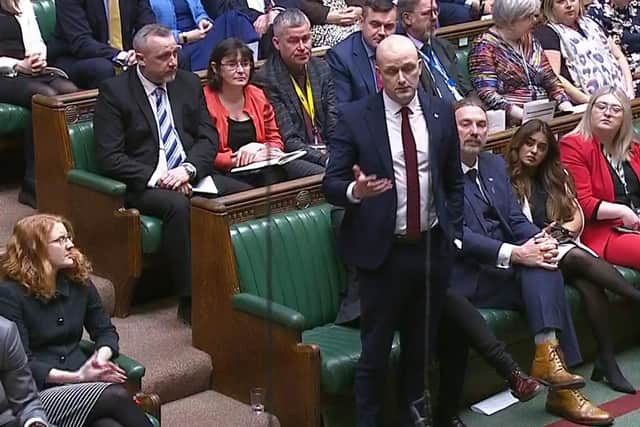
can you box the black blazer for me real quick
[94,68,218,193]
[322,90,464,269]
[254,55,337,165]
[0,278,119,390]
[48,0,156,60]
[326,31,377,104]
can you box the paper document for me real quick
[522,99,556,124]
[486,110,506,134]
[192,175,218,195]
[230,150,307,173]
[470,389,519,416]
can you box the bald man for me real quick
[323,35,464,427]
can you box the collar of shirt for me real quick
[383,90,421,117]
[461,158,479,175]
[406,32,425,50]
[136,65,168,98]
[361,33,376,60]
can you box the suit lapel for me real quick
[463,181,489,234]
[478,155,515,239]
[367,94,393,177]
[273,56,304,122]
[353,37,376,94]
[129,70,159,144]
[167,78,186,147]
[307,59,323,126]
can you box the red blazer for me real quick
[204,84,284,171]
[560,133,640,255]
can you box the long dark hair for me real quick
[507,119,577,223]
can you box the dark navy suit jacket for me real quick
[325,31,377,105]
[451,152,540,296]
[48,0,156,60]
[322,89,464,270]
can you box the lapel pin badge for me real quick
[434,113,439,118]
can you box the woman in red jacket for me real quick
[203,38,289,194]
[560,87,640,270]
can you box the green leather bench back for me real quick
[231,204,347,330]
[456,47,471,88]
[69,122,99,173]
[32,0,56,42]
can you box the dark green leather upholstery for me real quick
[232,204,399,394]
[455,48,471,87]
[79,340,146,382]
[0,103,29,136]
[32,0,56,42]
[67,122,163,254]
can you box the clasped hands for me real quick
[511,228,560,270]
[182,19,213,43]
[156,166,192,195]
[15,53,47,75]
[326,6,362,26]
[76,352,127,383]
[232,142,283,167]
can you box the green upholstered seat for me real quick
[455,48,471,87]
[634,120,640,136]
[0,103,29,136]
[67,122,163,254]
[231,204,401,394]
[32,0,56,42]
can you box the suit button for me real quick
[59,355,66,363]
[57,317,64,325]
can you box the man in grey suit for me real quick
[0,317,48,427]
[254,8,337,178]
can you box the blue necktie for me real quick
[154,87,185,170]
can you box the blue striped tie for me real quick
[154,87,186,170]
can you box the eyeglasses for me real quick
[49,234,73,245]
[594,101,624,115]
[220,61,251,70]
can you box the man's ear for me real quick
[272,35,280,51]
[401,11,412,28]
[136,52,145,67]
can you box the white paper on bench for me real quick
[193,175,218,195]
[230,149,307,173]
[470,389,519,416]
[522,99,556,124]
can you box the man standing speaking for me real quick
[322,35,464,427]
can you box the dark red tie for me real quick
[375,67,383,91]
[400,107,421,240]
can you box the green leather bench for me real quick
[0,0,56,146]
[222,202,640,426]
[65,121,163,315]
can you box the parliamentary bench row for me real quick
[0,0,493,153]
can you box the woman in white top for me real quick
[507,119,640,395]
[0,0,77,207]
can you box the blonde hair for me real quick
[0,214,91,300]
[541,0,583,24]
[0,0,21,15]
[569,86,636,163]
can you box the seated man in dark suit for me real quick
[0,317,48,427]
[326,0,397,104]
[254,8,336,176]
[438,98,599,426]
[48,0,156,89]
[397,0,473,104]
[94,24,218,324]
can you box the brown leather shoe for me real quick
[531,339,585,389]
[508,369,544,402]
[133,392,161,422]
[546,389,614,426]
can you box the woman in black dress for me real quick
[0,0,78,207]
[0,214,152,427]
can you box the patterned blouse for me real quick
[469,30,568,113]
[587,0,640,74]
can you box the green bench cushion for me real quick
[68,122,163,255]
[0,103,29,135]
[302,325,400,394]
[455,48,471,88]
[32,0,56,42]
[231,204,347,330]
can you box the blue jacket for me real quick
[150,0,211,41]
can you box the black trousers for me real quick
[355,227,449,427]
[125,188,191,297]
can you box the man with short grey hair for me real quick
[254,9,336,177]
[94,24,219,325]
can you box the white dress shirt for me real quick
[348,92,437,235]
[461,158,513,268]
[136,66,185,187]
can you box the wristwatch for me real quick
[182,163,196,180]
